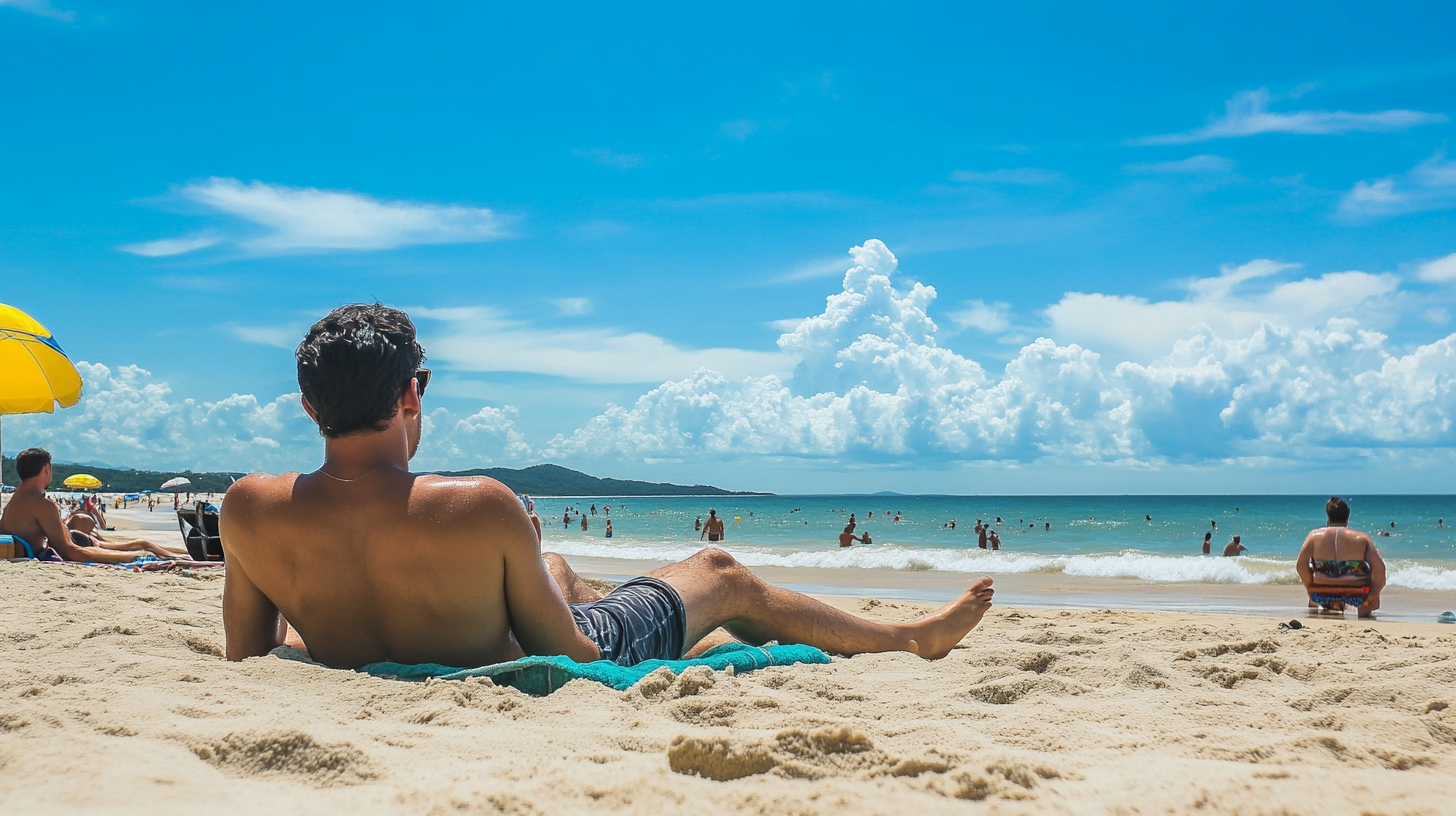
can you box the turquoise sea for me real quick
[537,495,1456,593]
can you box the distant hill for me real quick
[2,457,763,497]
[2,456,242,493]
[438,463,766,497]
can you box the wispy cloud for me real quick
[122,178,511,257]
[772,256,851,283]
[718,120,761,141]
[229,324,303,349]
[571,148,648,169]
[0,0,74,22]
[948,300,1011,333]
[1123,154,1236,174]
[1339,151,1456,219]
[552,297,592,316]
[415,306,793,384]
[1418,252,1456,283]
[1134,88,1446,146]
[950,168,1063,185]
[119,233,222,258]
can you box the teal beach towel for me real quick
[360,642,831,696]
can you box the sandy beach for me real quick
[4,517,1455,815]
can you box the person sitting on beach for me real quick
[1297,497,1386,618]
[700,509,725,543]
[1222,535,1246,557]
[0,448,189,563]
[220,304,995,669]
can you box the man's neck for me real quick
[318,426,412,478]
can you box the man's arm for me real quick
[219,482,284,660]
[222,554,283,661]
[497,498,601,663]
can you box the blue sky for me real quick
[4,1,1456,494]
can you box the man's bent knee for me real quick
[695,547,742,572]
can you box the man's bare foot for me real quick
[904,577,994,659]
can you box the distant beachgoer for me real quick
[1202,532,1212,555]
[838,524,856,548]
[1222,536,1246,557]
[1440,518,1445,528]
[1298,497,1386,617]
[590,504,597,516]
[949,520,956,529]
[1145,514,1152,522]
[563,511,571,529]
[989,530,1001,551]
[694,516,701,531]
[605,519,613,539]
[1390,521,1396,528]
[978,525,988,549]
[1211,519,1217,530]
[847,514,857,533]
[995,517,1002,524]
[1044,522,1049,531]
[701,509,725,543]
[893,514,902,522]
[580,516,588,532]
[858,531,872,546]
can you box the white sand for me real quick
[2,553,1454,815]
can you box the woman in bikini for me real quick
[1296,497,1387,618]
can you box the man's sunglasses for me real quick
[409,368,431,398]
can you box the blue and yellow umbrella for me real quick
[1,303,83,491]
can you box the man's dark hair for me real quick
[296,304,426,438]
[16,448,51,480]
[1326,497,1351,524]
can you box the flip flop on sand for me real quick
[1278,620,1304,630]
[1438,611,1456,624]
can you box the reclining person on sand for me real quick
[1296,497,1386,618]
[221,304,995,669]
[0,448,191,563]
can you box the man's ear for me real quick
[400,379,422,417]
[301,395,318,422]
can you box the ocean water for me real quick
[537,495,1456,593]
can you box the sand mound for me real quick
[192,730,376,786]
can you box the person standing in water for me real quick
[700,509,725,543]
[605,519,613,538]
[1222,535,1246,557]
[978,524,989,549]
[1202,532,1212,555]
[989,530,1001,551]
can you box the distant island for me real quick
[437,463,766,497]
[1,457,764,497]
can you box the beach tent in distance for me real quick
[0,303,83,496]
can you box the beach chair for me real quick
[177,501,225,561]
[1,534,36,561]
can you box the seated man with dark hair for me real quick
[221,303,995,668]
[1297,497,1386,617]
[0,448,187,563]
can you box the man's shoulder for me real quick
[409,473,520,511]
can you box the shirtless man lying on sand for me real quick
[221,304,994,668]
[0,448,188,563]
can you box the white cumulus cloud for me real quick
[1418,252,1456,283]
[545,240,1456,467]
[122,178,511,256]
[1135,88,1445,146]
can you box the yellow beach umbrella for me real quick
[1,303,84,493]
[62,473,102,490]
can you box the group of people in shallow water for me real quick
[560,503,614,538]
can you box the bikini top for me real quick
[1310,527,1370,579]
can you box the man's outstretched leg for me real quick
[649,548,993,660]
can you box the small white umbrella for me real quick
[160,477,191,492]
